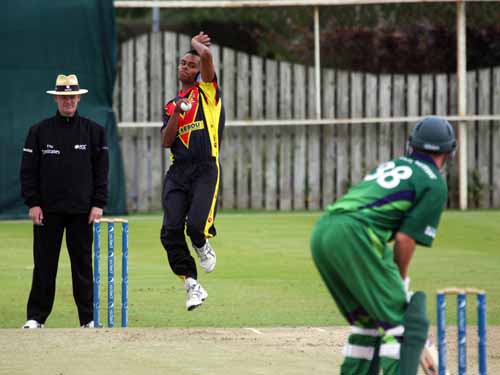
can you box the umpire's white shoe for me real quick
[22,320,44,329]
[193,241,216,273]
[81,320,95,328]
[185,277,208,311]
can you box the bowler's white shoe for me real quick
[81,321,95,328]
[22,320,43,329]
[193,241,216,273]
[185,277,208,311]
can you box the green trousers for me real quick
[311,213,407,374]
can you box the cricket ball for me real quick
[180,102,192,112]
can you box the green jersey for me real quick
[327,152,448,247]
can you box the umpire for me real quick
[20,74,108,328]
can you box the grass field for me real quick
[0,210,499,329]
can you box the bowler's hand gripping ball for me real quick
[180,102,192,112]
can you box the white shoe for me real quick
[81,320,95,328]
[193,241,216,273]
[185,277,208,311]
[22,320,43,329]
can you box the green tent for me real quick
[0,0,126,218]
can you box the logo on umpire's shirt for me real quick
[41,143,61,155]
[74,144,87,150]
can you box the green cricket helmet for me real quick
[408,116,457,154]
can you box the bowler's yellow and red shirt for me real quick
[162,75,225,162]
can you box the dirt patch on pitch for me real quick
[0,326,498,374]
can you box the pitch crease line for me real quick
[244,328,263,335]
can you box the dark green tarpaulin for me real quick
[0,0,126,218]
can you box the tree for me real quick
[115,3,500,73]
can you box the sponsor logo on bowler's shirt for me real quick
[171,90,201,148]
[178,121,204,137]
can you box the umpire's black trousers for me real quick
[160,159,219,279]
[27,213,93,325]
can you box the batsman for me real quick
[311,116,456,374]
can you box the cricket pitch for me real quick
[0,326,498,374]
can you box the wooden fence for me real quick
[115,32,500,211]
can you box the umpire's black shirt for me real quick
[20,111,108,213]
